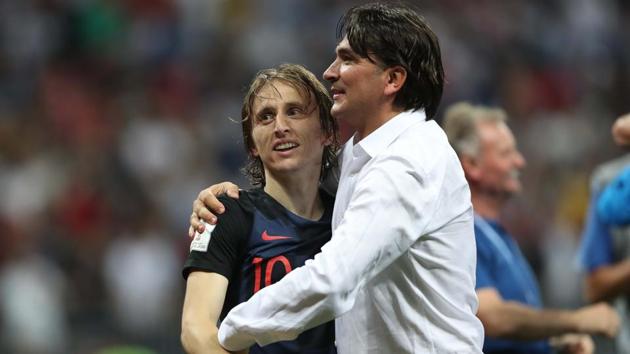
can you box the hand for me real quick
[188,182,241,237]
[574,302,620,337]
[550,334,594,354]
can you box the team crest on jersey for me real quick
[190,222,216,252]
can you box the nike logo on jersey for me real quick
[261,230,292,241]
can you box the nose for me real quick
[515,151,526,168]
[323,59,339,82]
[274,114,290,136]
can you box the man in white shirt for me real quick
[189,3,484,353]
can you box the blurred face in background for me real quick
[473,121,526,198]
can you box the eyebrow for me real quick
[254,100,308,114]
[337,46,356,56]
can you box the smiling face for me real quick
[249,80,331,182]
[474,121,526,197]
[323,37,388,127]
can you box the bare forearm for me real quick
[585,260,630,303]
[483,301,581,340]
[181,325,229,354]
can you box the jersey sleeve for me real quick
[182,194,251,280]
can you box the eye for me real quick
[287,107,304,117]
[339,52,356,64]
[256,111,275,124]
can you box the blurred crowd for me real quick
[0,0,629,353]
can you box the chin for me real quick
[330,108,343,120]
[506,186,522,196]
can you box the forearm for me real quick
[483,301,582,340]
[218,245,356,350]
[181,325,229,354]
[585,260,630,302]
[219,168,434,350]
[182,272,234,354]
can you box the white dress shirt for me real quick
[218,110,484,353]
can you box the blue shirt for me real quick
[474,216,550,354]
[597,165,630,225]
[579,192,615,273]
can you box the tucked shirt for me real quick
[218,110,484,353]
[474,215,550,354]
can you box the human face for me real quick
[475,121,526,197]
[323,37,388,128]
[250,81,330,180]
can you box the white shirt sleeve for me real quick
[218,155,442,350]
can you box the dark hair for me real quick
[241,63,339,186]
[338,2,444,118]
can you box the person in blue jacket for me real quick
[578,112,630,354]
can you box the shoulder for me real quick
[217,190,257,216]
[384,120,458,169]
[473,221,500,261]
[375,120,467,193]
[591,154,630,193]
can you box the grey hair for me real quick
[442,102,507,157]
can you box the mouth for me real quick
[273,142,299,152]
[330,87,345,100]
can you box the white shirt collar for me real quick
[354,109,426,158]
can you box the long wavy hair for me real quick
[241,63,340,186]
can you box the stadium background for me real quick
[0,0,629,353]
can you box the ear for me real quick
[461,154,482,182]
[250,146,259,157]
[383,66,407,96]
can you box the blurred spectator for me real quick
[578,113,630,354]
[0,220,69,354]
[443,102,619,354]
[103,208,180,345]
[597,165,630,225]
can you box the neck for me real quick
[354,105,404,142]
[263,171,324,221]
[470,187,508,220]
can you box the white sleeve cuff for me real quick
[218,321,255,351]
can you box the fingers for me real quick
[551,334,594,354]
[193,198,218,224]
[189,207,207,237]
[603,305,620,337]
[188,182,241,238]
[225,182,241,199]
[209,182,240,199]
[590,303,620,337]
[199,186,230,215]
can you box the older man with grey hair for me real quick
[443,102,620,354]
